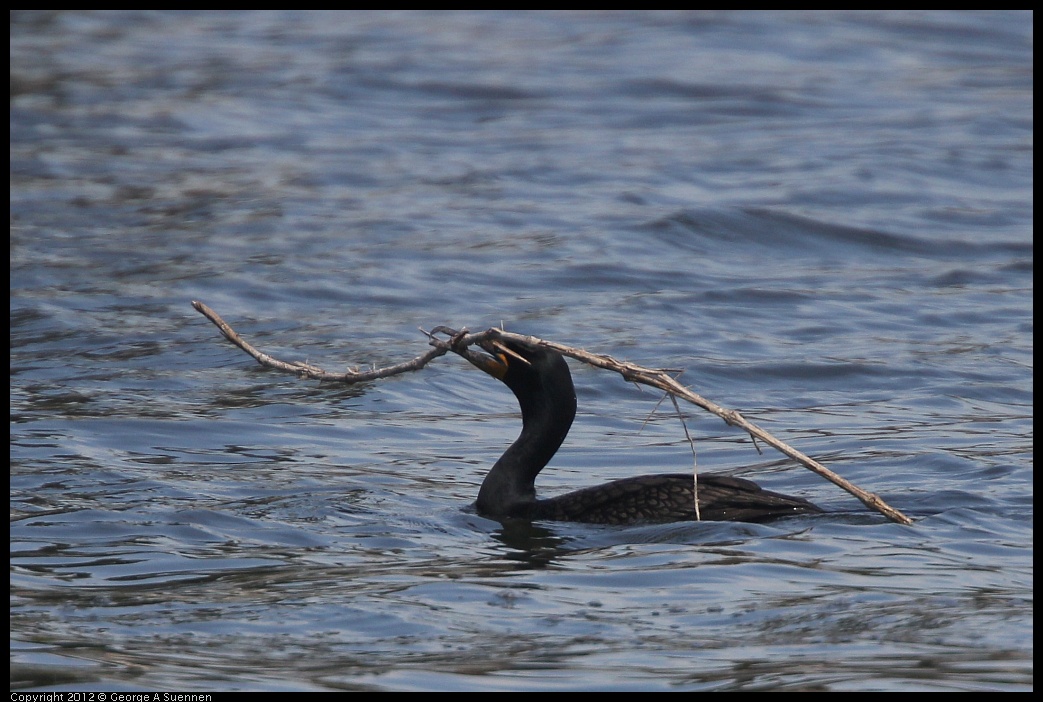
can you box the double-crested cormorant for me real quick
[468,336,822,525]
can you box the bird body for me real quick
[470,336,821,525]
[529,473,820,524]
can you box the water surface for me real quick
[11,10,1032,691]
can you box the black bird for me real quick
[467,336,822,525]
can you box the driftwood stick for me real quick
[192,302,914,525]
[486,329,914,526]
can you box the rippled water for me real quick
[11,11,1032,691]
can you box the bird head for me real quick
[470,335,576,419]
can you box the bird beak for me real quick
[471,339,530,379]
[470,349,509,379]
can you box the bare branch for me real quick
[191,302,914,525]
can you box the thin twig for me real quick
[665,393,701,521]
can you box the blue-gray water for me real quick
[10,11,1032,691]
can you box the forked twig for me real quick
[192,301,914,525]
[191,300,449,382]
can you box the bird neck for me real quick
[476,377,576,518]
